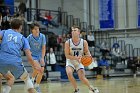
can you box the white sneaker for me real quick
[89,86,99,93]
[74,89,80,93]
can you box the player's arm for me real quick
[42,45,46,59]
[40,44,46,66]
[83,40,91,56]
[40,34,46,66]
[65,40,79,61]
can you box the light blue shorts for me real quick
[0,62,24,79]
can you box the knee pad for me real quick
[20,70,34,89]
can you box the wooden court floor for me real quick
[3,77,140,93]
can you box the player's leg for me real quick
[35,67,44,84]
[20,69,37,93]
[77,69,91,87]
[32,68,38,83]
[32,60,40,83]
[34,67,44,92]
[77,65,99,93]
[2,71,15,93]
[66,66,79,92]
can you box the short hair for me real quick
[71,25,80,30]
[11,19,23,29]
[30,22,40,30]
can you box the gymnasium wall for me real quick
[39,0,85,23]
[13,0,140,48]
[37,0,138,29]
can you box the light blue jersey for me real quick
[0,29,30,79]
[0,29,30,64]
[27,33,46,61]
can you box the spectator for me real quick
[88,58,102,78]
[57,35,62,51]
[62,33,66,42]
[62,34,67,49]
[111,43,122,66]
[80,31,87,40]
[18,2,26,15]
[127,57,137,77]
[1,7,11,30]
[87,31,95,48]
[44,12,52,21]
[0,5,5,16]
[98,56,110,78]
[48,34,57,50]
[100,41,110,57]
[66,34,70,40]
[121,51,126,64]
[40,12,59,27]
[127,57,140,78]
[46,48,57,71]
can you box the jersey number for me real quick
[74,51,79,56]
[7,34,18,43]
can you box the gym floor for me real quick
[6,76,140,93]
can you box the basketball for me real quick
[81,56,93,66]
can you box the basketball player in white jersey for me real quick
[65,26,99,93]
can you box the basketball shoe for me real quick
[74,89,80,93]
[89,86,99,93]
[35,86,42,93]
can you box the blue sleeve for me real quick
[27,35,30,42]
[42,34,46,45]
[22,37,30,50]
[0,30,5,37]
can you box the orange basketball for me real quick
[81,56,93,66]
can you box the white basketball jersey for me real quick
[69,38,84,57]
[66,38,84,70]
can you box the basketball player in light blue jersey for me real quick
[0,19,41,93]
[65,26,99,93]
[27,22,46,93]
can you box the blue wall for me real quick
[4,0,14,15]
